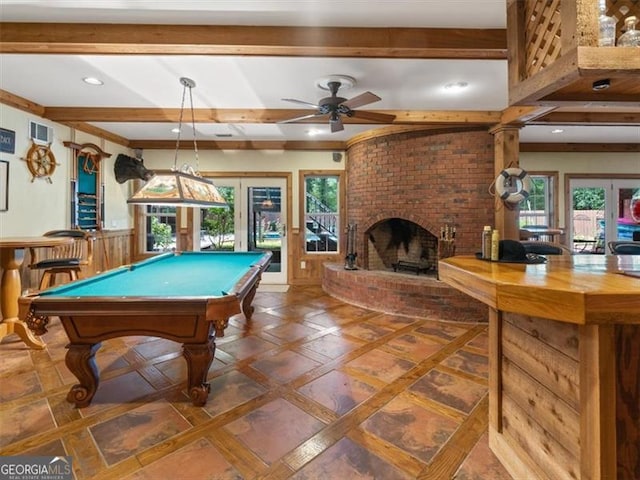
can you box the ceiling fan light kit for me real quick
[279,74,395,133]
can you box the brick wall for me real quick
[323,263,487,322]
[346,127,495,263]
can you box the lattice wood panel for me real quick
[524,0,562,78]
[607,0,640,37]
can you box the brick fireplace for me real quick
[323,127,494,322]
[367,218,438,274]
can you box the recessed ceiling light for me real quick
[83,77,103,86]
[551,129,564,134]
[592,79,610,91]
[171,127,180,134]
[306,129,322,137]
[444,82,469,92]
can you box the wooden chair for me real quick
[608,241,640,255]
[521,241,573,255]
[29,230,94,290]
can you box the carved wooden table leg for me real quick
[241,280,261,319]
[65,343,101,408]
[183,338,215,406]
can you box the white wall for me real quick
[0,105,132,236]
[520,151,640,226]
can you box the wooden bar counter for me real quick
[438,255,640,480]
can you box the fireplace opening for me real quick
[366,218,438,275]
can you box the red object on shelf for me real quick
[632,196,640,223]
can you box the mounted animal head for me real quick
[114,154,155,184]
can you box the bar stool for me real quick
[29,230,94,290]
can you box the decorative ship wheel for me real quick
[22,141,59,183]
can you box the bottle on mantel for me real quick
[618,16,640,46]
[482,225,492,260]
[491,229,500,262]
[598,0,616,46]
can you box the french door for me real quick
[568,178,640,254]
[204,177,287,284]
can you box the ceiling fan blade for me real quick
[351,110,396,123]
[278,112,324,124]
[341,91,381,109]
[281,98,320,109]
[330,116,344,133]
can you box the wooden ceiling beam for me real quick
[0,23,506,59]
[529,111,640,125]
[43,107,502,125]
[0,89,45,117]
[129,140,346,151]
[520,143,640,153]
[500,106,557,125]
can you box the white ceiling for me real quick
[1,0,639,145]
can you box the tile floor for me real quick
[0,286,514,479]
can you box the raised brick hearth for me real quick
[323,263,487,322]
[322,127,494,322]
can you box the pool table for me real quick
[21,250,271,408]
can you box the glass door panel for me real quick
[569,178,640,254]
[614,181,640,241]
[201,177,287,284]
[245,178,287,284]
[569,180,607,254]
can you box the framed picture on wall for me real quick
[0,160,8,211]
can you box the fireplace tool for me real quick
[345,223,358,270]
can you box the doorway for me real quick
[568,178,640,254]
[202,177,288,285]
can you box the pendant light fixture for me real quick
[128,77,228,208]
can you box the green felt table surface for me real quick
[39,251,269,298]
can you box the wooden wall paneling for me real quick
[502,356,580,457]
[616,324,640,480]
[497,312,582,480]
[490,424,549,480]
[502,315,579,410]
[505,313,579,361]
[488,307,502,432]
[91,229,133,274]
[579,323,617,480]
[501,395,579,480]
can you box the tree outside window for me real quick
[202,186,235,250]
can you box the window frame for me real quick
[299,170,345,257]
[519,171,559,228]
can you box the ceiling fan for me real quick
[279,75,396,133]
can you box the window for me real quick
[519,173,557,228]
[201,186,236,251]
[304,175,340,253]
[145,206,176,252]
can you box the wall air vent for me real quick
[29,121,53,145]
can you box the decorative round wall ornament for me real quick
[22,142,59,183]
[495,167,531,204]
